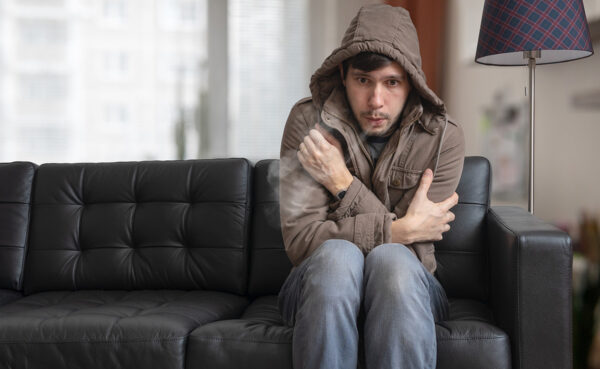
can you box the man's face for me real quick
[342,61,412,136]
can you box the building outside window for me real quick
[0,0,311,163]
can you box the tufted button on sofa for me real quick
[0,157,572,369]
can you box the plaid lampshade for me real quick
[476,0,594,65]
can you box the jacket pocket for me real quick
[388,166,422,210]
[388,166,422,189]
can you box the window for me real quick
[103,51,129,80]
[0,0,207,163]
[104,103,130,126]
[18,19,67,46]
[19,73,68,101]
[158,0,204,30]
[0,0,313,163]
[17,19,67,62]
[103,0,127,23]
[19,0,64,7]
[228,0,310,160]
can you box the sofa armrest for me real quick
[487,206,572,369]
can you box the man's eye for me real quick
[358,78,368,84]
[387,80,399,86]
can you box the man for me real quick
[278,4,465,369]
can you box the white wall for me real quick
[443,0,600,229]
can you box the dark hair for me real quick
[342,52,394,78]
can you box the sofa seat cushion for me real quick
[186,296,510,369]
[187,295,292,369]
[0,289,22,306]
[0,290,248,369]
[436,299,511,369]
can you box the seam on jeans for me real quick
[193,336,290,344]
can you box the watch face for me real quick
[337,190,347,200]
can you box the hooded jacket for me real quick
[279,4,465,273]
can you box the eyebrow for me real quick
[350,70,406,80]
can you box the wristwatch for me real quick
[336,190,347,201]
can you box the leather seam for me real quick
[455,201,487,206]
[0,245,26,249]
[435,250,482,254]
[0,337,185,344]
[489,208,522,368]
[26,247,247,251]
[32,200,247,205]
[18,165,36,293]
[437,336,506,341]
[193,336,290,344]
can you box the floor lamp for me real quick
[475,0,593,214]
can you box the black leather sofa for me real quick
[0,157,572,369]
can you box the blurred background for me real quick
[0,0,599,365]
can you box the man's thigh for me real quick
[278,239,364,326]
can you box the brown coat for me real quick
[279,4,465,273]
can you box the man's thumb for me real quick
[415,168,433,198]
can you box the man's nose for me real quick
[368,84,384,109]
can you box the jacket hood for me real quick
[309,4,445,116]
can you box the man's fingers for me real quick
[315,124,333,142]
[315,124,343,153]
[438,192,459,211]
[297,146,307,160]
[316,125,337,146]
[447,211,455,222]
[414,168,433,200]
[303,136,319,157]
[308,129,329,149]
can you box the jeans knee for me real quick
[303,239,364,300]
[367,243,420,271]
[313,239,364,269]
[365,243,426,292]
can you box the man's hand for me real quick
[391,168,458,244]
[297,126,353,195]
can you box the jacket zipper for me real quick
[324,112,419,172]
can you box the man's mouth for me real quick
[364,116,386,125]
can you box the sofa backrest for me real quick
[434,156,490,301]
[248,156,491,301]
[0,162,36,291]
[23,159,252,295]
[248,160,292,296]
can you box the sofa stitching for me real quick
[489,208,521,369]
[0,337,186,345]
[18,164,36,293]
[437,336,507,342]
[193,337,291,345]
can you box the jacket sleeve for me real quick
[279,102,397,266]
[427,119,465,203]
[326,175,391,220]
[411,119,465,272]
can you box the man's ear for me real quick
[338,64,345,87]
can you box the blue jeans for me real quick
[278,239,449,369]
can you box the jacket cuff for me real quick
[328,177,391,221]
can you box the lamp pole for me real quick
[524,49,540,214]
